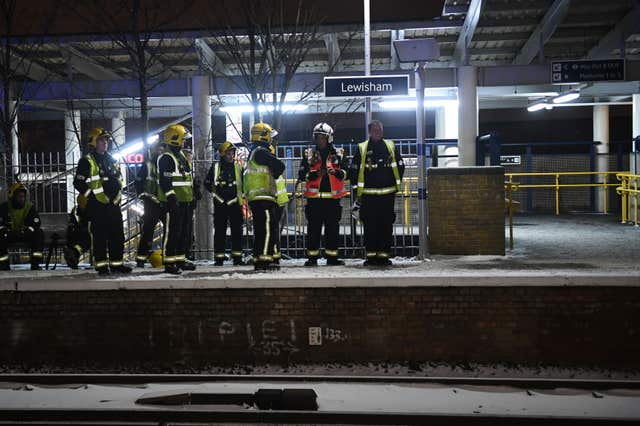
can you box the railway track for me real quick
[0,374,638,425]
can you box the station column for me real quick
[457,66,478,166]
[191,75,214,258]
[64,108,81,212]
[593,105,609,212]
[435,103,459,167]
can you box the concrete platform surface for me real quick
[0,214,638,291]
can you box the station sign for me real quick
[324,75,409,98]
[125,153,144,164]
[500,155,521,166]
[551,60,625,84]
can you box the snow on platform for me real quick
[0,214,638,291]
[0,380,639,419]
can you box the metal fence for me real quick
[1,138,634,262]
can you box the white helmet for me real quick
[313,122,334,144]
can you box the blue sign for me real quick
[551,60,625,84]
[324,75,409,98]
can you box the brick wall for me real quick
[428,167,505,255]
[1,286,639,369]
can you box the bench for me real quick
[39,213,69,269]
[11,213,69,270]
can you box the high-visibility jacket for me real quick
[211,161,243,205]
[356,139,401,197]
[157,151,193,202]
[2,201,40,233]
[85,154,113,204]
[243,147,277,203]
[276,176,289,207]
[303,150,348,199]
[143,158,159,203]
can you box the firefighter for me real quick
[134,141,164,267]
[243,122,285,271]
[73,128,131,275]
[298,122,348,266]
[349,120,404,266]
[205,141,245,266]
[157,124,196,275]
[63,194,90,269]
[0,182,44,270]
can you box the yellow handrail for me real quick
[505,171,624,216]
[504,181,519,250]
[616,173,640,226]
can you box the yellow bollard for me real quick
[555,173,560,216]
[403,181,410,234]
[634,177,639,226]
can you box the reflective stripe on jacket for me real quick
[157,151,193,202]
[303,151,348,199]
[356,139,401,197]
[243,147,277,203]
[212,161,243,205]
[85,154,111,204]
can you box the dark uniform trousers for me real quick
[136,199,163,260]
[214,201,243,260]
[305,198,341,259]
[0,228,45,263]
[66,221,89,257]
[88,201,125,265]
[163,202,191,263]
[272,205,285,260]
[360,193,396,257]
[249,200,278,262]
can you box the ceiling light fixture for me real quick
[552,91,580,104]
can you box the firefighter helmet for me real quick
[163,124,191,147]
[86,127,111,148]
[313,122,334,144]
[8,182,27,199]
[218,141,236,156]
[149,249,164,268]
[250,122,277,144]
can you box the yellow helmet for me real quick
[8,182,27,199]
[218,141,236,156]
[164,124,191,147]
[86,127,111,148]
[149,249,164,268]
[250,122,277,144]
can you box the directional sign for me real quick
[500,155,521,166]
[324,75,409,98]
[551,60,625,84]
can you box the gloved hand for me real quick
[307,170,319,181]
[351,200,361,220]
[167,194,178,212]
[193,178,202,201]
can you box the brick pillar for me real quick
[428,166,505,255]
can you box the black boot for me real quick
[179,260,196,271]
[31,263,42,271]
[233,258,246,266]
[214,259,224,266]
[0,262,9,271]
[64,247,79,269]
[136,260,146,268]
[326,258,345,266]
[111,264,132,274]
[164,264,182,275]
[96,266,110,276]
[304,258,318,267]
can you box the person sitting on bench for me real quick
[0,182,45,270]
[64,194,90,269]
